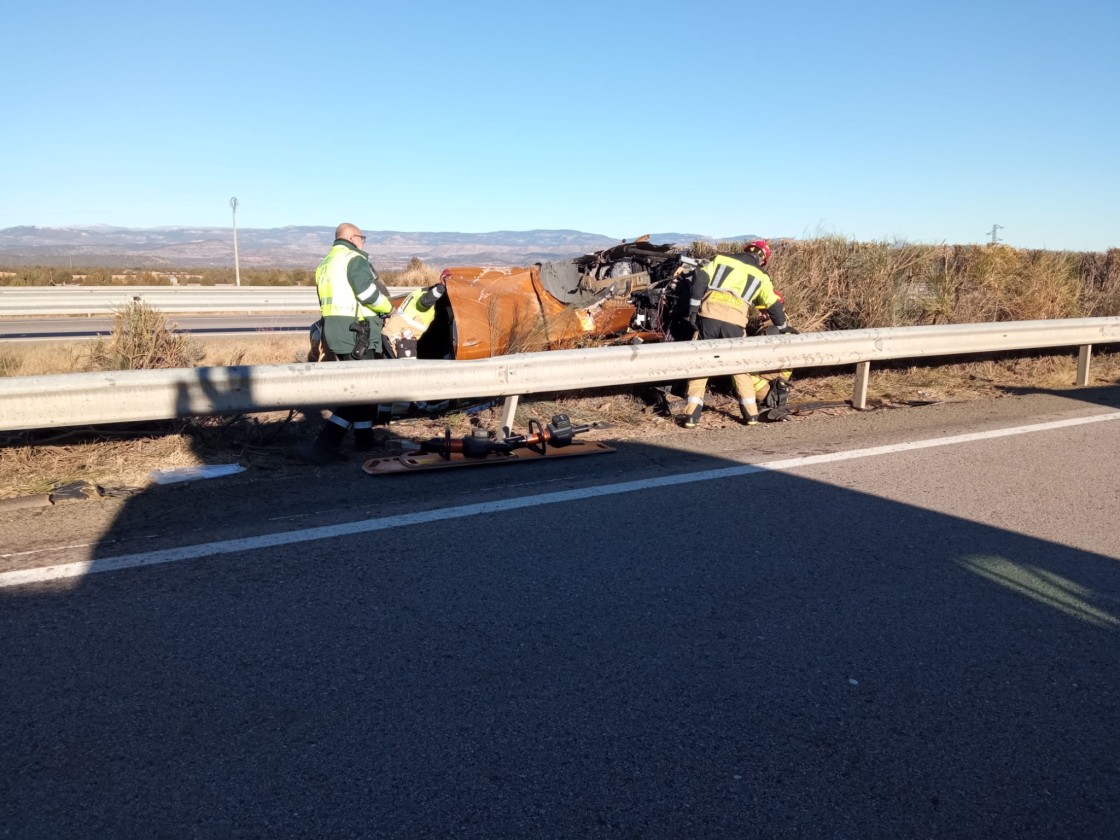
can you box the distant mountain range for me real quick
[0,226,746,269]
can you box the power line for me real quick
[987,224,1003,245]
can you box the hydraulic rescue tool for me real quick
[361,414,614,475]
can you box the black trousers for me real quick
[320,344,379,436]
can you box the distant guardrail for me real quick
[0,285,412,316]
[1,318,1118,432]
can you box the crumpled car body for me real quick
[418,238,695,360]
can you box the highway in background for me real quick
[0,285,412,341]
[0,284,319,314]
[3,388,1120,837]
[0,285,410,312]
[0,314,313,341]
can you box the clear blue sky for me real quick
[2,0,1117,251]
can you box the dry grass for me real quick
[0,323,314,497]
[196,335,308,367]
[0,409,311,499]
[804,352,1120,406]
[0,431,201,496]
[381,257,442,288]
[686,240,1120,332]
[0,335,308,378]
[0,343,88,377]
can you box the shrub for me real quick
[84,302,204,371]
[384,257,441,288]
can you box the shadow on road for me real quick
[999,382,1120,408]
[3,407,1120,838]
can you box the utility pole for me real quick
[987,224,1003,245]
[230,196,242,287]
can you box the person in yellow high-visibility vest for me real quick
[369,276,449,424]
[291,223,393,465]
[681,239,795,428]
[381,278,446,359]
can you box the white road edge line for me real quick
[4,410,1119,589]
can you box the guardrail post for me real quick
[499,395,520,437]
[1076,345,1092,387]
[852,362,871,410]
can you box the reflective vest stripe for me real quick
[711,263,734,288]
[356,284,386,308]
[706,256,773,306]
[397,311,427,332]
[395,289,438,333]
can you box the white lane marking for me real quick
[4,411,1119,589]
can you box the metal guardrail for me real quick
[1,318,1118,432]
[0,285,412,316]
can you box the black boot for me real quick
[353,425,374,452]
[682,401,703,428]
[739,402,759,426]
[290,420,347,465]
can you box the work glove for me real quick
[418,283,446,311]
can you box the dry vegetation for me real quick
[386,257,442,288]
[0,303,305,379]
[689,239,1120,331]
[2,239,1119,500]
[86,303,206,371]
[0,333,310,379]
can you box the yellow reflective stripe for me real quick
[393,289,437,332]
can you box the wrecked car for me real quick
[417,236,697,360]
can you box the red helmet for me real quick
[745,239,771,266]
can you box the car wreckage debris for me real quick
[361,415,615,475]
[427,236,698,360]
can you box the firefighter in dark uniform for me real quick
[682,239,795,428]
[291,222,393,465]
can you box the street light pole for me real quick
[230,196,242,287]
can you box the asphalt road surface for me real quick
[3,387,1119,838]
